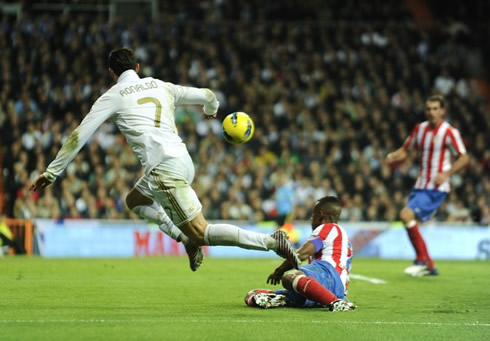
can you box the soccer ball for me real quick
[222,112,255,145]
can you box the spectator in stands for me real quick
[273,171,296,228]
[0,4,487,227]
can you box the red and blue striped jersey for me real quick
[403,121,466,192]
[310,223,352,292]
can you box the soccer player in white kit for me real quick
[29,48,300,270]
[386,95,468,276]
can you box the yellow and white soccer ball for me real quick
[222,112,255,145]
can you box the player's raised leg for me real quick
[149,159,300,269]
[126,185,203,272]
[182,212,300,269]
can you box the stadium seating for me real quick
[0,0,488,225]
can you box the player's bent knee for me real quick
[125,188,153,210]
[125,191,136,210]
[400,207,414,223]
[282,271,304,291]
[281,275,294,291]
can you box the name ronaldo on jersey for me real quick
[119,80,158,97]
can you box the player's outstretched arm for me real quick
[267,240,317,285]
[296,240,316,261]
[267,261,291,285]
[386,147,408,164]
[36,94,116,186]
[172,84,219,118]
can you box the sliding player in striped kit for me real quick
[245,196,356,311]
[386,95,468,276]
[29,48,300,270]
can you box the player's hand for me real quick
[29,174,52,191]
[267,270,283,285]
[434,172,449,185]
[202,109,217,120]
[386,152,396,164]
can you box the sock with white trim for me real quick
[292,275,338,306]
[405,220,433,267]
[132,203,188,244]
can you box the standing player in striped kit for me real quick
[245,196,356,311]
[386,95,469,276]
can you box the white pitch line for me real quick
[350,273,387,284]
[0,320,488,327]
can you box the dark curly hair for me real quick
[108,48,137,76]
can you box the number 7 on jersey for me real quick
[137,97,162,127]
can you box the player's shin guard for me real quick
[132,203,187,243]
[292,275,338,306]
[203,224,273,251]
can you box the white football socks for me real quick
[203,223,276,251]
[132,203,189,245]
[406,220,417,229]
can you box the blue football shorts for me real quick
[407,189,448,222]
[277,260,346,308]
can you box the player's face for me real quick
[310,203,323,229]
[108,68,118,81]
[425,100,445,126]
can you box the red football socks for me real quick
[295,276,338,305]
[406,222,434,269]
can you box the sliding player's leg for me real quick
[244,289,287,309]
[282,263,355,311]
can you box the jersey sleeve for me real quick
[402,123,419,150]
[166,82,219,116]
[446,126,467,156]
[44,92,117,182]
[309,237,324,253]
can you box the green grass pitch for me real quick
[1,256,489,340]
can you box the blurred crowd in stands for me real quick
[0,1,489,225]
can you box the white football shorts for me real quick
[135,153,202,227]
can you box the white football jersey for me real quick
[44,70,219,181]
